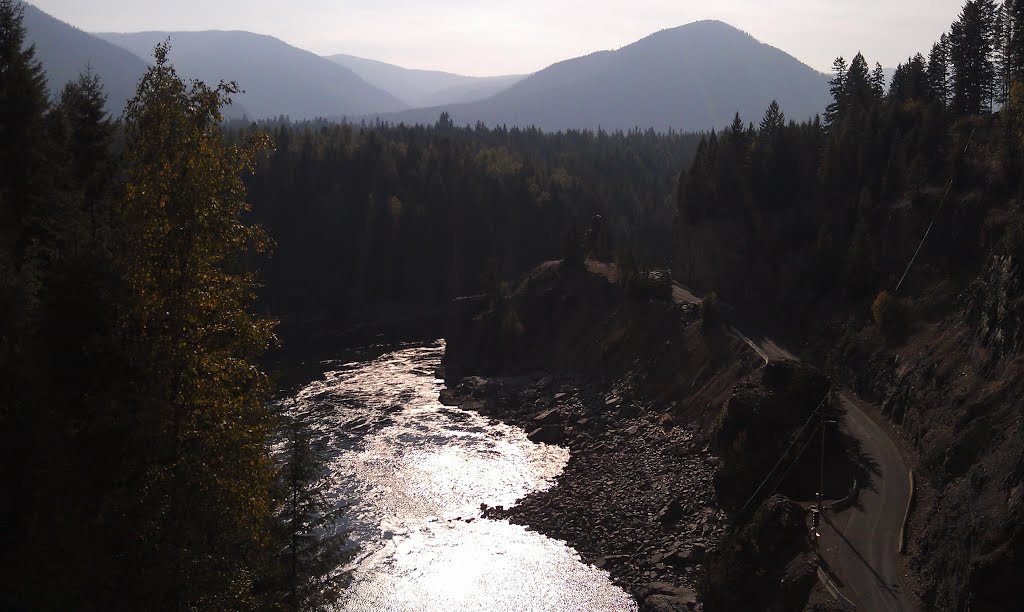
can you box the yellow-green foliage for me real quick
[872,290,908,339]
[120,42,277,607]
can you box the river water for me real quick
[282,340,636,611]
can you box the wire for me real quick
[894,128,975,294]
[773,420,824,495]
[737,391,830,515]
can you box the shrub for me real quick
[700,292,720,328]
[872,290,908,340]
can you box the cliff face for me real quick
[830,245,1024,611]
[443,260,761,426]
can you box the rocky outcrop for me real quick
[711,360,835,510]
[968,253,1024,365]
[698,495,816,611]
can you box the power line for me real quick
[737,391,831,516]
[894,128,975,294]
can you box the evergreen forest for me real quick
[3,0,1024,609]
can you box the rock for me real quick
[438,388,461,406]
[658,498,684,527]
[528,425,565,444]
[642,582,698,610]
[644,592,697,611]
[676,544,705,565]
[617,402,639,418]
[532,408,565,425]
[659,413,675,429]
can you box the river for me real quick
[282,340,636,611]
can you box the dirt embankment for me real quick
[442,260,835,610]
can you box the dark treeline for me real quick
[0,1,344,609]
[242,116,701,335]
[686,3,1024,607]
[677,0,1024,330]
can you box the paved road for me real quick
[823,394,914,612]
[666,277,913,610]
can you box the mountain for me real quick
[374,21,831,133]
[327,53,524,108]
[97,30,407,120]
[22,3,151,115]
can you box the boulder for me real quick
[641,583,697,611]
[532,408,565,425]
[528,425,565,444]
[438,388,461,406]
[657,498,684,527]
[644,593,697,611]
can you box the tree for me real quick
[927,35,951,105]
[871,62,887,100]
[56,67,114,193]
[846,53,874,110]
[1008,0,1024,85]
[118,42,278,608]
[891,54,929,102]
[949,0,998,114]
[825,56,849,128]
[275,416,355,611]
[760,100,785,136]
[0,0,49,238]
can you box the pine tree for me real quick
[846,53,874,110]
[1008,0,1024,85]
[950,0,999,114]
[825,56,848,128]
[871,62,887,100]
[927,35,952,105]
[275,417,355,611]
[760,100,785,136]
[0,0,49,237]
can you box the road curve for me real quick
[666,277,913,610]
[826,394,914,612]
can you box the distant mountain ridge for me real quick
[22,2,150,115]
[372,20,831,133]
[327,53,524,108]
[96,30,407,120]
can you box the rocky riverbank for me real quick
[441,372,726,611]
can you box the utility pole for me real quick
[813,390,832,549]
[819,397,826,516]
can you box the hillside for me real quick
[327,53,523,108]
[97,30,407,119]
[374,20,830,132]
[22,2,149,114]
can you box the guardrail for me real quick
[817,566,857,610]
[898,470,915,554]
[826,479,859,514]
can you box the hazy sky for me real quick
[29,0,968,76]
